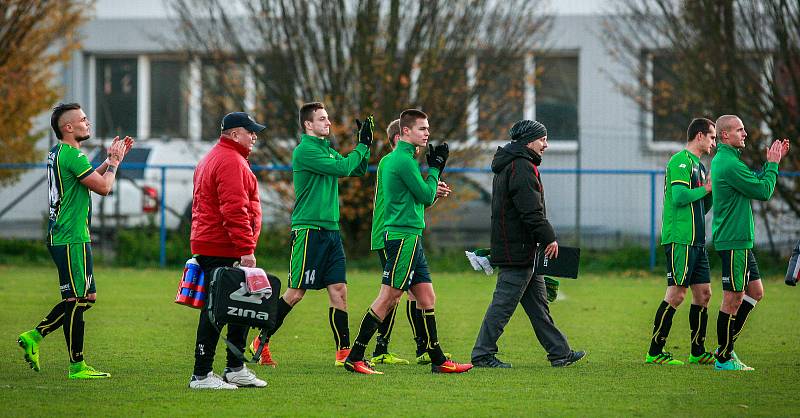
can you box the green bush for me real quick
[0,238,50,264]
[1,234,792,278]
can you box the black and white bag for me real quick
[206,266,282,362]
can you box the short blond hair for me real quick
[386,119,401,149]
[715,114,739,135]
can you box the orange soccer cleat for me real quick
[249,335,276,367]
[334,348,351,366]
[431,359,473,374]
[344,359,384,375]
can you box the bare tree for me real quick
[0,0,92,184]
[169,0,551,252]
[604,0,800,251]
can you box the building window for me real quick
[477,52,525,140]
[650,53,689,142]
[535,55,579,141]
[649,51,765,143]
[201,60,247,140]
[416,55,469,140]
[95,58,137,138]
[253,55,296,138]
[150,60,189,138]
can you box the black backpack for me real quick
[206,266,282,362]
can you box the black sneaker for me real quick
[472,355,512,368]
[551,350,586,367]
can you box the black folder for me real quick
[535,245,580,279]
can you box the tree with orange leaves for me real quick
[0,0,93,185]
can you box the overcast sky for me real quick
[95,0,613,18]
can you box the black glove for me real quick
[355,114,374,147]
[426,142,449,172]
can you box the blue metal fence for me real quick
[2,162,798,269]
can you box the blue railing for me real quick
[2,162,799,269]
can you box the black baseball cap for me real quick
[221,112,266,133]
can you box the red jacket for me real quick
[190,136,262,257]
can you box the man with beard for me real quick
[471,120,585,368]
[645,118,716,366]
[18,103,133,379]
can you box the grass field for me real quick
[2,264,799,417]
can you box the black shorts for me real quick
[49,243,95,299]
[664,243,711,287]
[718,249,761,292]
[377,248,432,285]
[288,228,346,290]
[381,232,432,290]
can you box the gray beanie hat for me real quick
[509,120,547,143]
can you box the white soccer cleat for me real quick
[189,372,238,390]
[223,365,267,388]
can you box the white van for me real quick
[89,139,213,230]
[89,138,290,231]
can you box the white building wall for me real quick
[2,13,792,249]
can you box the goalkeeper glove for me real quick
[426,142,449,172]
[355,114,374,147]
[465,248,493,275]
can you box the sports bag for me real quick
[206,266,282,362]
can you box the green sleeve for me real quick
[349,148,370,177]
[671,184,708,207]
[727,160,778,201]
[667,156,691,187]
[296,143,368,177]
[398,158,439,206]
[70,150,95,180]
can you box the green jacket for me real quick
[380,140,440,236]
[370,156,389,250]
[711,143,779,250]
[291,134,369,230]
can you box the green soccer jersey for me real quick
[711,143,778,250]
[380,140,440,236]
[370,156,389,250]
[661,149,711,246]
[291,134,369,230]
[47,143,95,245]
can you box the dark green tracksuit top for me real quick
[291,134,369,230]
[380,140,440,236]
[711,143,779,250]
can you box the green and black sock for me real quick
[732,296,757,344]
[35,300,67,337]
[267,297,293,339]
[348,308,382,362]
[409,303,427,357]
[62,300,88,363]
[420,308,447,365]
[329,307,350,350]
[648,301,676,356]
[715,311,736,362]
[689,304,708,357]
[373,303,398,357]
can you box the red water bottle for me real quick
[176,258,202,308]
[191,266,207,308]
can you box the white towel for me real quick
[239,266,273,297]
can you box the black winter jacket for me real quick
[490,141,556,267]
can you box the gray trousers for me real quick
[471,266,571,362]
